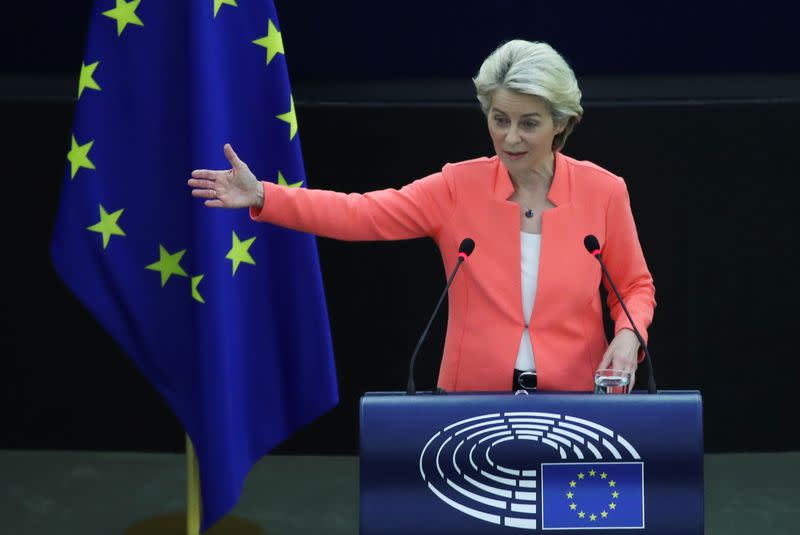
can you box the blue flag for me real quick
[541,462,645,529]
[51,1,338,530]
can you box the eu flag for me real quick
[50,1,338,530]
[541,462,645,529]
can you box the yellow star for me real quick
[146,245,188,287]
[578,472,585,479]
[103,0,144,36]
[226,231,256,275]
[78,61,101,99]
[600,472,608,479]
[566,491,574,499]
[252,19,285,65]
[589,469,596,477]
[87,205,125,248]
[609,502,617,510]
[590,514,597,522]
[191,275,205,303]
[569,503,577,510]
[609,480,616,488]
[601,511,608,518]
[612,491,619,499]
[569,480,576,488]
[277,170,303,188]
[67,134,96,179]
[276,95,298,140]
[578,511,585,519]
[213,0,237,17]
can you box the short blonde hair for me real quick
[473,40,583,151]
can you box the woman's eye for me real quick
[494,116,509,126]
[522,122,539,130]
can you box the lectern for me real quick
[360,391,703,534]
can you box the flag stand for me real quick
[123,435,263,535]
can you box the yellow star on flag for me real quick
[590,514,597,522]
[277,170,303,188]
[87,205,125,248]
[578,472,585,479]
[103,0,144,36]
[146,245,188,287]
[566,491,574,499]
[609,502,617,510]
[569,481,576,488]
[252,19,285,65]
[276,95,298,140]
[612,491,619,499]
[600,472,608,479]
[67,135,96,179]
[609,480,616,488]
[601,511,608,518]
[213,0,237,17]
[78,61,101,99]
[569,503,577,510]
[589,469,596,477]
[191,275,205,303]
[578,511,585,519]
[226,231,256,275]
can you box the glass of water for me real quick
[594,369,631,394]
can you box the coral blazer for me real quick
[251,152,655,392]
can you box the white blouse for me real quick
[514,232,541,371]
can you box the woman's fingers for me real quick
[596,349,613,371]
[191,169,215,179]
[187,178,215,189]
[224,143,244,168]
[191,187,216,199]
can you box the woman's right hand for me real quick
[188,143,264,209]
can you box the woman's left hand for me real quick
[597,329,640,391]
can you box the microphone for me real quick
[584,234,657,394]
[406,238,475,395]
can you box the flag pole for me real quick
[186,434,202,535]
[123,435,263,535]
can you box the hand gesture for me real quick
[596,328,640,391]
[188,143,263,209]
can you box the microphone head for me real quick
[458,238,475,257]
[583,235,601,255]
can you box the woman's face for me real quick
[487,89,564,174]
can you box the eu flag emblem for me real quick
[51,1,337,530]
[541,462,644,529]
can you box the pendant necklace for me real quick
[524,208,534,218]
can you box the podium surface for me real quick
[360,391,703,534]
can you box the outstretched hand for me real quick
[188,144,263,209]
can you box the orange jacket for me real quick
[251,152,655,392]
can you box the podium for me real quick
[360,391,703,534]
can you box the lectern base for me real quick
[124,513,264,534]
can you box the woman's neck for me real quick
[510,152,555,194]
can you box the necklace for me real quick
[524,208,534,218]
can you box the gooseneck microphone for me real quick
[406,238,475,395]
[584,235,657,394]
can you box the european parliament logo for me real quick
[419,412,645,531]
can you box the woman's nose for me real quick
[505,125,521,143]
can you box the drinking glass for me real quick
[594,369,631,394]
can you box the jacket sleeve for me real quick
[602,178,656,352]
[249,171,456,241]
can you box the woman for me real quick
[188,40,655,393]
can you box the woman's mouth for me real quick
[504,151,527,161]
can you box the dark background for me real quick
[3,1,798,456]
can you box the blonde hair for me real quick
[473,40,583,151]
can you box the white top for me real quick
[514,232,541,371]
